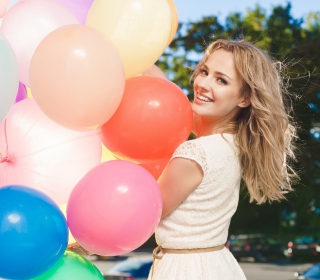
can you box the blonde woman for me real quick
[149,39,298,280]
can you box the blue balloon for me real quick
[0,185,68,280]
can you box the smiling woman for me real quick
[192,49,250,134]
[149,38,299,280]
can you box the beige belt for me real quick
[151,244,225,277]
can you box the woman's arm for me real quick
[157,157,203,218]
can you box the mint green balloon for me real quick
[0,32,19,123]
[32,250,104,280]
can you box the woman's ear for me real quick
[238,96,251,108]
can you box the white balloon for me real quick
[0,32,19,124]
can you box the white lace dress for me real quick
[148,134,247,280]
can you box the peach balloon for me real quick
[141,64,167,79]
[0,0,78,86]
[167,0,178,45]
[86,0,172,78]
[29,24,125,131]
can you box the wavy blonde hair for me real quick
[192,39,298,204]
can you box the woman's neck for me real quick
[195,119,235,137]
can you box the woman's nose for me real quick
[197,77,210,91]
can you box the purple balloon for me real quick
[15,82,27,103]
[54,0,94,24]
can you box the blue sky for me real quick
[173,0,319,23]
[5,0,320,23]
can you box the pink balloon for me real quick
[67,160,162,256]
[0,0,10,18]
[15,82,27,103]
[0,0,78,86]
[0,98,102,204]
[54,0,94,24]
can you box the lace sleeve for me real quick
[171,140,207,176]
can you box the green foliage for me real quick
[159,2,320,237]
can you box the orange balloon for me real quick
[100,76,193,163]
[167,0,178,45]
[29,25,125,131]
[140,158,170,180]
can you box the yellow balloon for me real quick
[167,0,178,46]
[59,203,77,245]
[101,144,117,162]
[26,86,33,98]
[101,144,140,163]
[86,0,172,78]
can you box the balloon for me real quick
[141,64,167,79]
[0,0,10,18]
[29,24,125,131]
[0,99,102,204]
[54,0,94,24]
[140,157,170,180]
[167,0,178,45]
[26,86,32,98]
[59,203,76,245]
[15,82,27,103]
[100,76,193,163]
[32,250,104,280]
[86,0,172,78]
[0,0,78,86]
[67,160,162,256]
[0,32,19,123]
[0,185,68,280]
[101,144,117,162]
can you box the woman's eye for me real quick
[217,77,227,85]
[199,69,208,75]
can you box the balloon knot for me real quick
[0,156,11,163]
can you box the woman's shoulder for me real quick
[172,133,237,161]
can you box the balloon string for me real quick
[0,119,10,163]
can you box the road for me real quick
[88,252,313,280]
[240,261,312,280]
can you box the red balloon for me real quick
[139,158,170,180]
[100,76,192,163]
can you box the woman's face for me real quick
[192,49,249,126]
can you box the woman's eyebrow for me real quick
[215,71,231,80]
[203,64,231,80]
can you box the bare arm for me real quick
[157,157,203,218]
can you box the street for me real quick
[89,252,314,280]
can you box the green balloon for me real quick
[32,250,104,280]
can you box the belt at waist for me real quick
[152,244,225,260]
[150,244,225,278]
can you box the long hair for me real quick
[192,39,298,204]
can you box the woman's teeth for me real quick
[197,95,214,102]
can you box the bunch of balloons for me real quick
[0,0,193,278]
